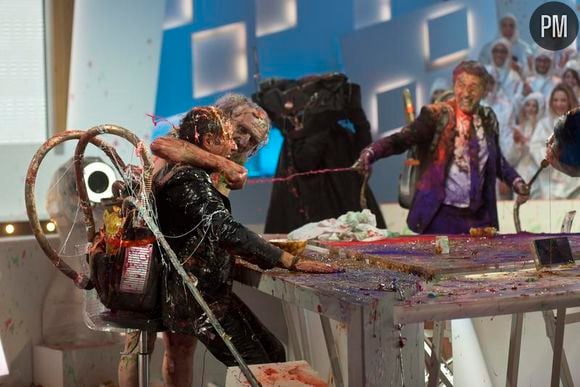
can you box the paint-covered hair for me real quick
[452,60,491,89]
[215,93,271,157]
[177,106,229,146]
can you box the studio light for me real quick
[45,221,56,232]
[5,224,15,235]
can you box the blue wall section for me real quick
[155,0,358,117]
[256,0,354,79]
[391,0,444,17]
[155,0,257,117]
[340,0,497,201]
[427,7,469,62]
[154,0,499,225]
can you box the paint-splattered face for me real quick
[204,119,237,158]
[231,108,269,158]
[454,72,485,114]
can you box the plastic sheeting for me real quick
[43,157,117,345]
[288,209,396,241]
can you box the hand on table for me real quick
[279,251,343,274]
[293,259,343,274]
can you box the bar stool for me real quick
[84,288,163,387]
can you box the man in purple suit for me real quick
[354,61,529,234]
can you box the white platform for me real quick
[33,342,122,387]
[225,360,326,387]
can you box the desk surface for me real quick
[315,233,580,324]
[235,254,419,320]
[315,233,580,280]
[237,233,580,325]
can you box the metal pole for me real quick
[139,331,150,387]
[513,159,549,232]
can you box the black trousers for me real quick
[195,293,286,366]
[163,286,286,366]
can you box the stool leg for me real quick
[139,330,150,387]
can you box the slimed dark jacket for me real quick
[154,164,283,333]
[365,99,521,233]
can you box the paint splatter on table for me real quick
[314,233,580,279]
[234,244,424,386]
[394,263,580,324]
[252,233,580,326]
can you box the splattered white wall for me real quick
[0,238,55,385]
[66,0,165,168]
[0,0,165,223]
[0,0,165,383]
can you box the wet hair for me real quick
[215,93,270,156]
[452,60,490,89]
[177,106,228,146]
[549,83,578,114]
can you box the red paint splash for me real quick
[250,363,328,386]
[3,318,13,331]
[287,366,328,387]
[263,367,278,377]
[146,113,178,130]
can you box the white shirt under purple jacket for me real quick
[443,111,489,207]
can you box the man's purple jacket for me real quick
[368,99,521,233]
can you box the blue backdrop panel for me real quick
[154,0,498,225]
[155,0,257,117]
[341,0,496,206]
[377,81,416,135]
[255,0,355,79]
[427,7,469,62]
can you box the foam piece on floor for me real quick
[226,360,327,386]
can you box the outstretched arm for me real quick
[151,136,248,189]
[164,168,340,273]
[494,133,530,204]
[353,104,438,172]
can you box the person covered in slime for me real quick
[119,98,339,387]
[353,61,529,234]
